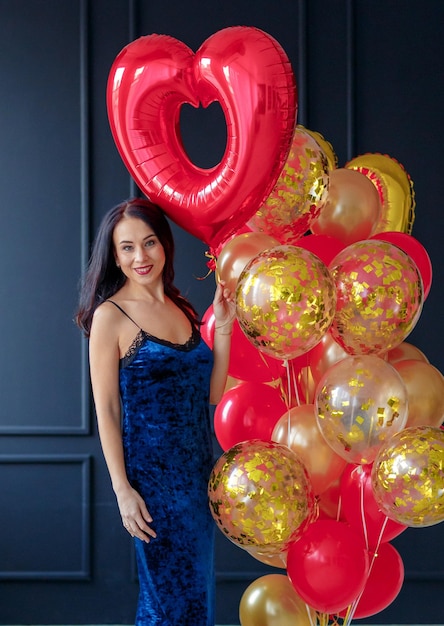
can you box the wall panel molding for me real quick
[0,0,91,436]
[78,0,93,437]
[0,454,91,580]
[296,0,308,126]
[346,0,356,160]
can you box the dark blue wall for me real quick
[0,1,443,624]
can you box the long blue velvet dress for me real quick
[113,302,215,625]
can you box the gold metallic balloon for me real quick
[248,125,330,244]
[315,355,408,465]
[329,239,423,356]
[392,359,444,428]
[239,574,316,626]
[236,245,337,360]
[372,426,444,527]
[308,331,349,388]
[346,153,415,234]
[216,232,280,293]
[272,404,347,495]
[387,341,429,364]
[311,168,381,246]
[208,439,314,552]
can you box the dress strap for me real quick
[107,300,141,330]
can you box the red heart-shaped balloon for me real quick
[107,26,297,250]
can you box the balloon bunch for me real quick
[204,128,444,625]
[106,25,443,625]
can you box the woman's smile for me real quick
[134,265,153,275]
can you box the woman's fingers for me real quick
[123,515,156,543]
[120,492,157,543]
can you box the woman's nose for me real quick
[135,246,149,261]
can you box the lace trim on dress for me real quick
[120,325,201,369]
[120,329,147,369]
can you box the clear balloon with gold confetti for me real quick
[315,355,408,465]
[248,125,330,244]
[208,439,315,553]
[329,239,423,355]
[235,245,337,360]
[372,425,444,527]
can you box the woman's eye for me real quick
[145,239,155,247]
[123,245,133,251]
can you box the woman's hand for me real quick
[213,280,236,335]
[116,484,157,543]
[210,280,235,403]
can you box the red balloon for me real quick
[370,231,432,299]
[201,305,216,347]
[107,27,297,250]
[287,520,370,614]
[317,476,345,520]
[340,464,406,548]
[339,542,404,619]
[295,233,344,265]
[214,382,287,451]
[202,305,285,383]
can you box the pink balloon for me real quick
[287,520,369,614]
[214,382,287,451]
[107,27,297,250]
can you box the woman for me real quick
[76,198,234,625]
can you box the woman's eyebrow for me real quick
[118,234,156,244]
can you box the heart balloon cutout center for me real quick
[179,102,227,169]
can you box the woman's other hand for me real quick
[117,484,157,543]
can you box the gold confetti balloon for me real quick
[372,426,444,527]
[244,545,288,569]
[303,126,338,170]
[329,239,423,356]
[208,439,315,552]
[236,245,337,360]
[247,125,330,244]
[315,355,408,465]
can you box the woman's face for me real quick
[113,216,166,287]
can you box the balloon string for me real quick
[284,360,292,447]
[337,604,353,625]
[317,612,330,626]
[336,493,343,522]
[194,251,216,280]
[194,267,214,281]
[290,359,302,407]
[348,517,389,617]
[358,469,370,550]
[305,604,316,626]
[375,515,389,549]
